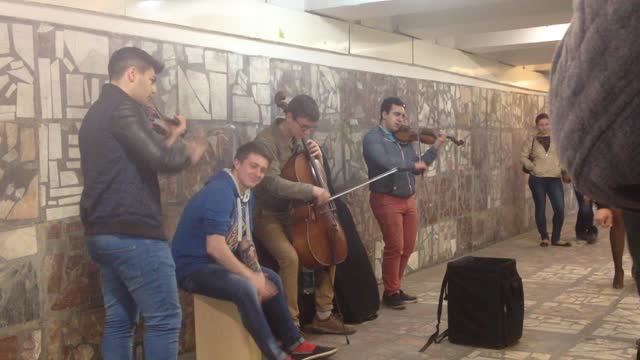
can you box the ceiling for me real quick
[303,0,573,73]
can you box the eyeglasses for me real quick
[294,119,318,132]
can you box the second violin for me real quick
[394,125,465,146]
[144,99,183,138]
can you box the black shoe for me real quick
[382,292,406,310]
[399,290,418,304]
[551,240,572,247]
[290,342,337,360]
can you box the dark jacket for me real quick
[551,0,640,211]
[79,84,190,240]
[362,126,438,198]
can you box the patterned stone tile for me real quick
[0,336,18,360]
[417,80,440,130]
[45,310,103,360]
[19,329,41,360]
[534,302,612,320]
[553,292,619,307]
[0,226,36,261]
[462,349,551,360]
[0,261,39,328]
[0,123,39,221]
[559,338,636,359]
[592,296,640,340]
[40,122,83,221]
[524,314,589,334]
[528,265,591,283]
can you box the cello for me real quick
[275,91,348,269]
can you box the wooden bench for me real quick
[194,295,261,360]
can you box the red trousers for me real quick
[370,192,418,295]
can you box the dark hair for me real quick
[287,95,320,122]
[108,47,164,81]
[234,141,272,165]
[380,97,405,121]
[535,113,549,124]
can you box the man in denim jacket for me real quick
[362,97,446,310]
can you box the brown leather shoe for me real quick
[305,314,356,335]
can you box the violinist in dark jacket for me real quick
[79,47,205,360]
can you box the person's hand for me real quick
[261,278,278,302]
[312,186,330,206]
[248,272,268,302]
[171,114,187,137]
[184,136,207,165]
[164,114,188,146]
[434,132,447,148]
[595,208,613,228]
[250,273,278,302]
[414,161,428,173]
[562,174,572,184]
[306,140,323,165]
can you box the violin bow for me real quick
[328,167,399,201]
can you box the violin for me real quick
[144,99,183,137]
[275,91,348,269]
[394,125,465,146]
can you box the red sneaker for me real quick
[290,341,337,360]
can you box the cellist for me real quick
[252,94,356,335]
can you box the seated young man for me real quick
[171,142,337,360]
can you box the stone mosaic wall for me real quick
[0,16,572,359]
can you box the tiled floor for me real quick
[310,223,639,359]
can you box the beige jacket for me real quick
[520,135,562,178]
[253,120,315,214]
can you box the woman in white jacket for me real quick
[521,113,570,247]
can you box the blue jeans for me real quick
[574,190,596,235]
[179,264,303,360]
[528,176,565,243]
[86,235,182,360]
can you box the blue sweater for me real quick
[171,170,254,281]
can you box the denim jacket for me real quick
[362,126,438,198]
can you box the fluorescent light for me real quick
[136,0,165,9]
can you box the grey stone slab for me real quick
[16,83,34,118]
[66,73,84,107]
[38,58,52,119]
[46,204,79,220]
[231,95,259,123]
[0,57,12,71]
[48,123,62,160]
[11,23,34,70]
[204,50,226,73]
[7,67,33,84]
[209,72,227,120]
[185,46,203,64]
[0,226,37,261]
[177,67,209,120]
[0,23,9,55]
[63,30,108,74]
[51,60,62,118]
